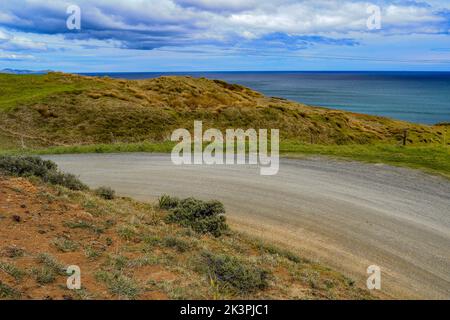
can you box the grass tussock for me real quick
[95,271,141,300]
[0,262,26,282]
[199,251,270,294]
[0,281,21,299]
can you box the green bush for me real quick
[201,252,270,294]
[158,194,180,210]
[0,156,56,176]
[46,171,87,191]
[0,155,87,190]
[162,236,190,252]
[160,196,228,237]
[95,186,116,200]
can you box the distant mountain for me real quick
[0,68,52,74]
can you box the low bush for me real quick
[95,186,116,200]
[0,155,56,176]
[158,194,180,210]
[46,171,86,191]
[160,196,228,237]
[0,155,87,191]
[162,236,190,252]
[200,252,270,294]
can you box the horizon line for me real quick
[3,69,450,74]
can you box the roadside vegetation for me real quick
[0,73,448,178]
[3,141,448,178]
[282,142,450,178]
[0,156,372,300]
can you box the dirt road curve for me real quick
[45,153,450,299]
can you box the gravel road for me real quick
[45,153,450,299]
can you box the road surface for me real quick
[44,153,450,299]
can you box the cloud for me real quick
[0,0,447,52]
[0,29,47,51]
[0,51,35,60]
[0,0,449,72]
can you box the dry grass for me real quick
[0,73,444,149]
[0,174,372,300]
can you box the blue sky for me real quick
[0,0,450,72]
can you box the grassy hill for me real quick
[0,156,371,300]
[0,72,447,146]
[0,72,449,177]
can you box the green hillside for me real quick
[0,73,449,177]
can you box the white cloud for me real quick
[2,1,449,40]
[0,52,36,60]
[0,0,448,54]
[0,28,47,51]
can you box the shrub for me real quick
[158,194,180,210]
[46,171,87,191]
[162,236,190,252]
[0,156,87,191]
[200,252,270,294]
[95,186,116,200]
[160,196,228,237]
[0,155,56,177]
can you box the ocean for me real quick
[82,71,450,125]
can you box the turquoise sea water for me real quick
[83,72,450,125]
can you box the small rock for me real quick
[12,215,21,222]
[20,204,26,209]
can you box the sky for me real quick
[0,0,450,72]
